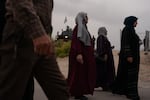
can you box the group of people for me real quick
[0,0,141,100]
[67,12,141,100]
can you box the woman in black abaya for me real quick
[112,16,141,100]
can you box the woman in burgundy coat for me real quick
[67,12,96,100]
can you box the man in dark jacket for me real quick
[0,0,69,100]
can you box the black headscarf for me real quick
[123,16,138,26]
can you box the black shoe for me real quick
[102,87,112,92]
[75,95,88,100]
[126,95,140,100]
[102,87,109,91]
[112,90,126,95]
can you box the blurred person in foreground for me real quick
[0,0,69,99]
[67,12,96,100]
[0,0,34,100]
[112,16,141,100]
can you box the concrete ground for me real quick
[34,80,150,100]
[34,53,150,100]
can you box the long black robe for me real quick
[95,35,115,90]
[113,25,140,99]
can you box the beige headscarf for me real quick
[98,27,107,38]
[75,12,91,46]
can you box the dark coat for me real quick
[95,35,115,89]
[3,0,53,41]
[0,0,69,100]
[113,23,140,99]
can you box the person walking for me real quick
[95,27,115,91]
[67,12,96,100]
[0,0,69,100]
[112,16,141,100]
[1,0,34,99]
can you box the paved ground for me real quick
[34,80,150,100]
[34,52,150,100]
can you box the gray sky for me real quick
[52,0,150,49]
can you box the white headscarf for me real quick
[98,27,107,38]
[75,12,91,46]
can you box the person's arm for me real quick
[122,28,133,63]
[71,26,84,64]
[9,0,46,38]
[97,36,107,56]
[9,0,53,56]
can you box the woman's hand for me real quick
[76,54,84,64]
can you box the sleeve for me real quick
[9,0,46,39]
[121,28,133,57]
[76,36,83,54]
[97,36,106,56]
[71,26,83,55]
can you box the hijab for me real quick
[75,12,91,46]
[124,16,138,27]
[123,16,140,43]
[98,27,107,38]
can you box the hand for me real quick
[127,57,133,63]
[76,54,84,64]
[111,45,115,49]
[33,34,54,57]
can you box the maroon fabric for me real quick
[67,25,96,96]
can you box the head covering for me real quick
[124,16,138,26]
[98,27,107,37]
[75,12,91,46]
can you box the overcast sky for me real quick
[52,0,150,50]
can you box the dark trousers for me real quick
[22,76,34,100]
[0,36,69,100]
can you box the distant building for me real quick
[56,26,73,41]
